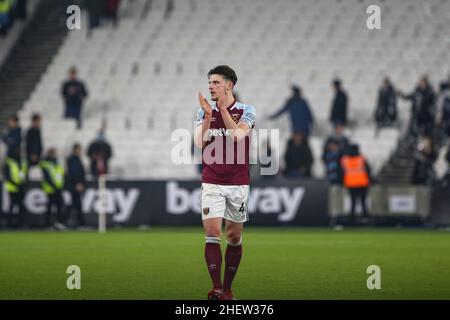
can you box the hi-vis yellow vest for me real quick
[40,160,65,194]
[0,0,12,14]
[4,158,27,193]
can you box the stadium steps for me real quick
[377,133,417,184]
[0,0,67,129]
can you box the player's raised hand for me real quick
[215,86,227,111]
[198,92,212,115]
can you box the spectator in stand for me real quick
[283,133,313,178]
[61,66,88,129]
[412,136,437,185]
[87,129,113,178]
[2,115,22,158]
[269,85,314,137]
[323,122,349,156]
[0,0,13,36]
[25,113,43,167]
[341,144,372,225]
[322,138,343,184]
[330,79,348,127]
[374,78,397,130]
[66,143,86,228]
[400,76,436,136]
[437,82,450,138]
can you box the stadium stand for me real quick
[8,0,450,179]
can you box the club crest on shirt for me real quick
[203,207,210,215]
[231,114,240,123]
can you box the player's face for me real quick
[208,74,231,101]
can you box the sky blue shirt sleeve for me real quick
[239,104,256,129]
[194,108,205,128]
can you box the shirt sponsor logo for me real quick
[208,128,231,137]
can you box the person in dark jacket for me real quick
[283,133,313,178]
[375,78,397,129]
[323,123,349,156]
[322,124,349,184]
[269,85,314,136]
[330,79,348,126]
[412,137,437,185]
[87,129,113,178]
[2,115,22,158]
[322,138,343,184]
[400,76,436,136]
[25,113,43,167]
[66,143,86,228]
[61,66,88,129]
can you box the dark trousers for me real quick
[46,192,66,226]
[5,192,26,227]
[0,13,11,36]
[69,191,85,227]
[64,104,82,128]
[348,187,368,222]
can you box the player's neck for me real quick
[217,95,236,109]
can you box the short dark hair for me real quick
[31,113,41,122]
[9,115,18,122]
[333,79,341,88]
[349,144,360,155]
[73,143,81,151]
[207,65,238,86]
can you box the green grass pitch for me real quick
[0,227,449,300]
